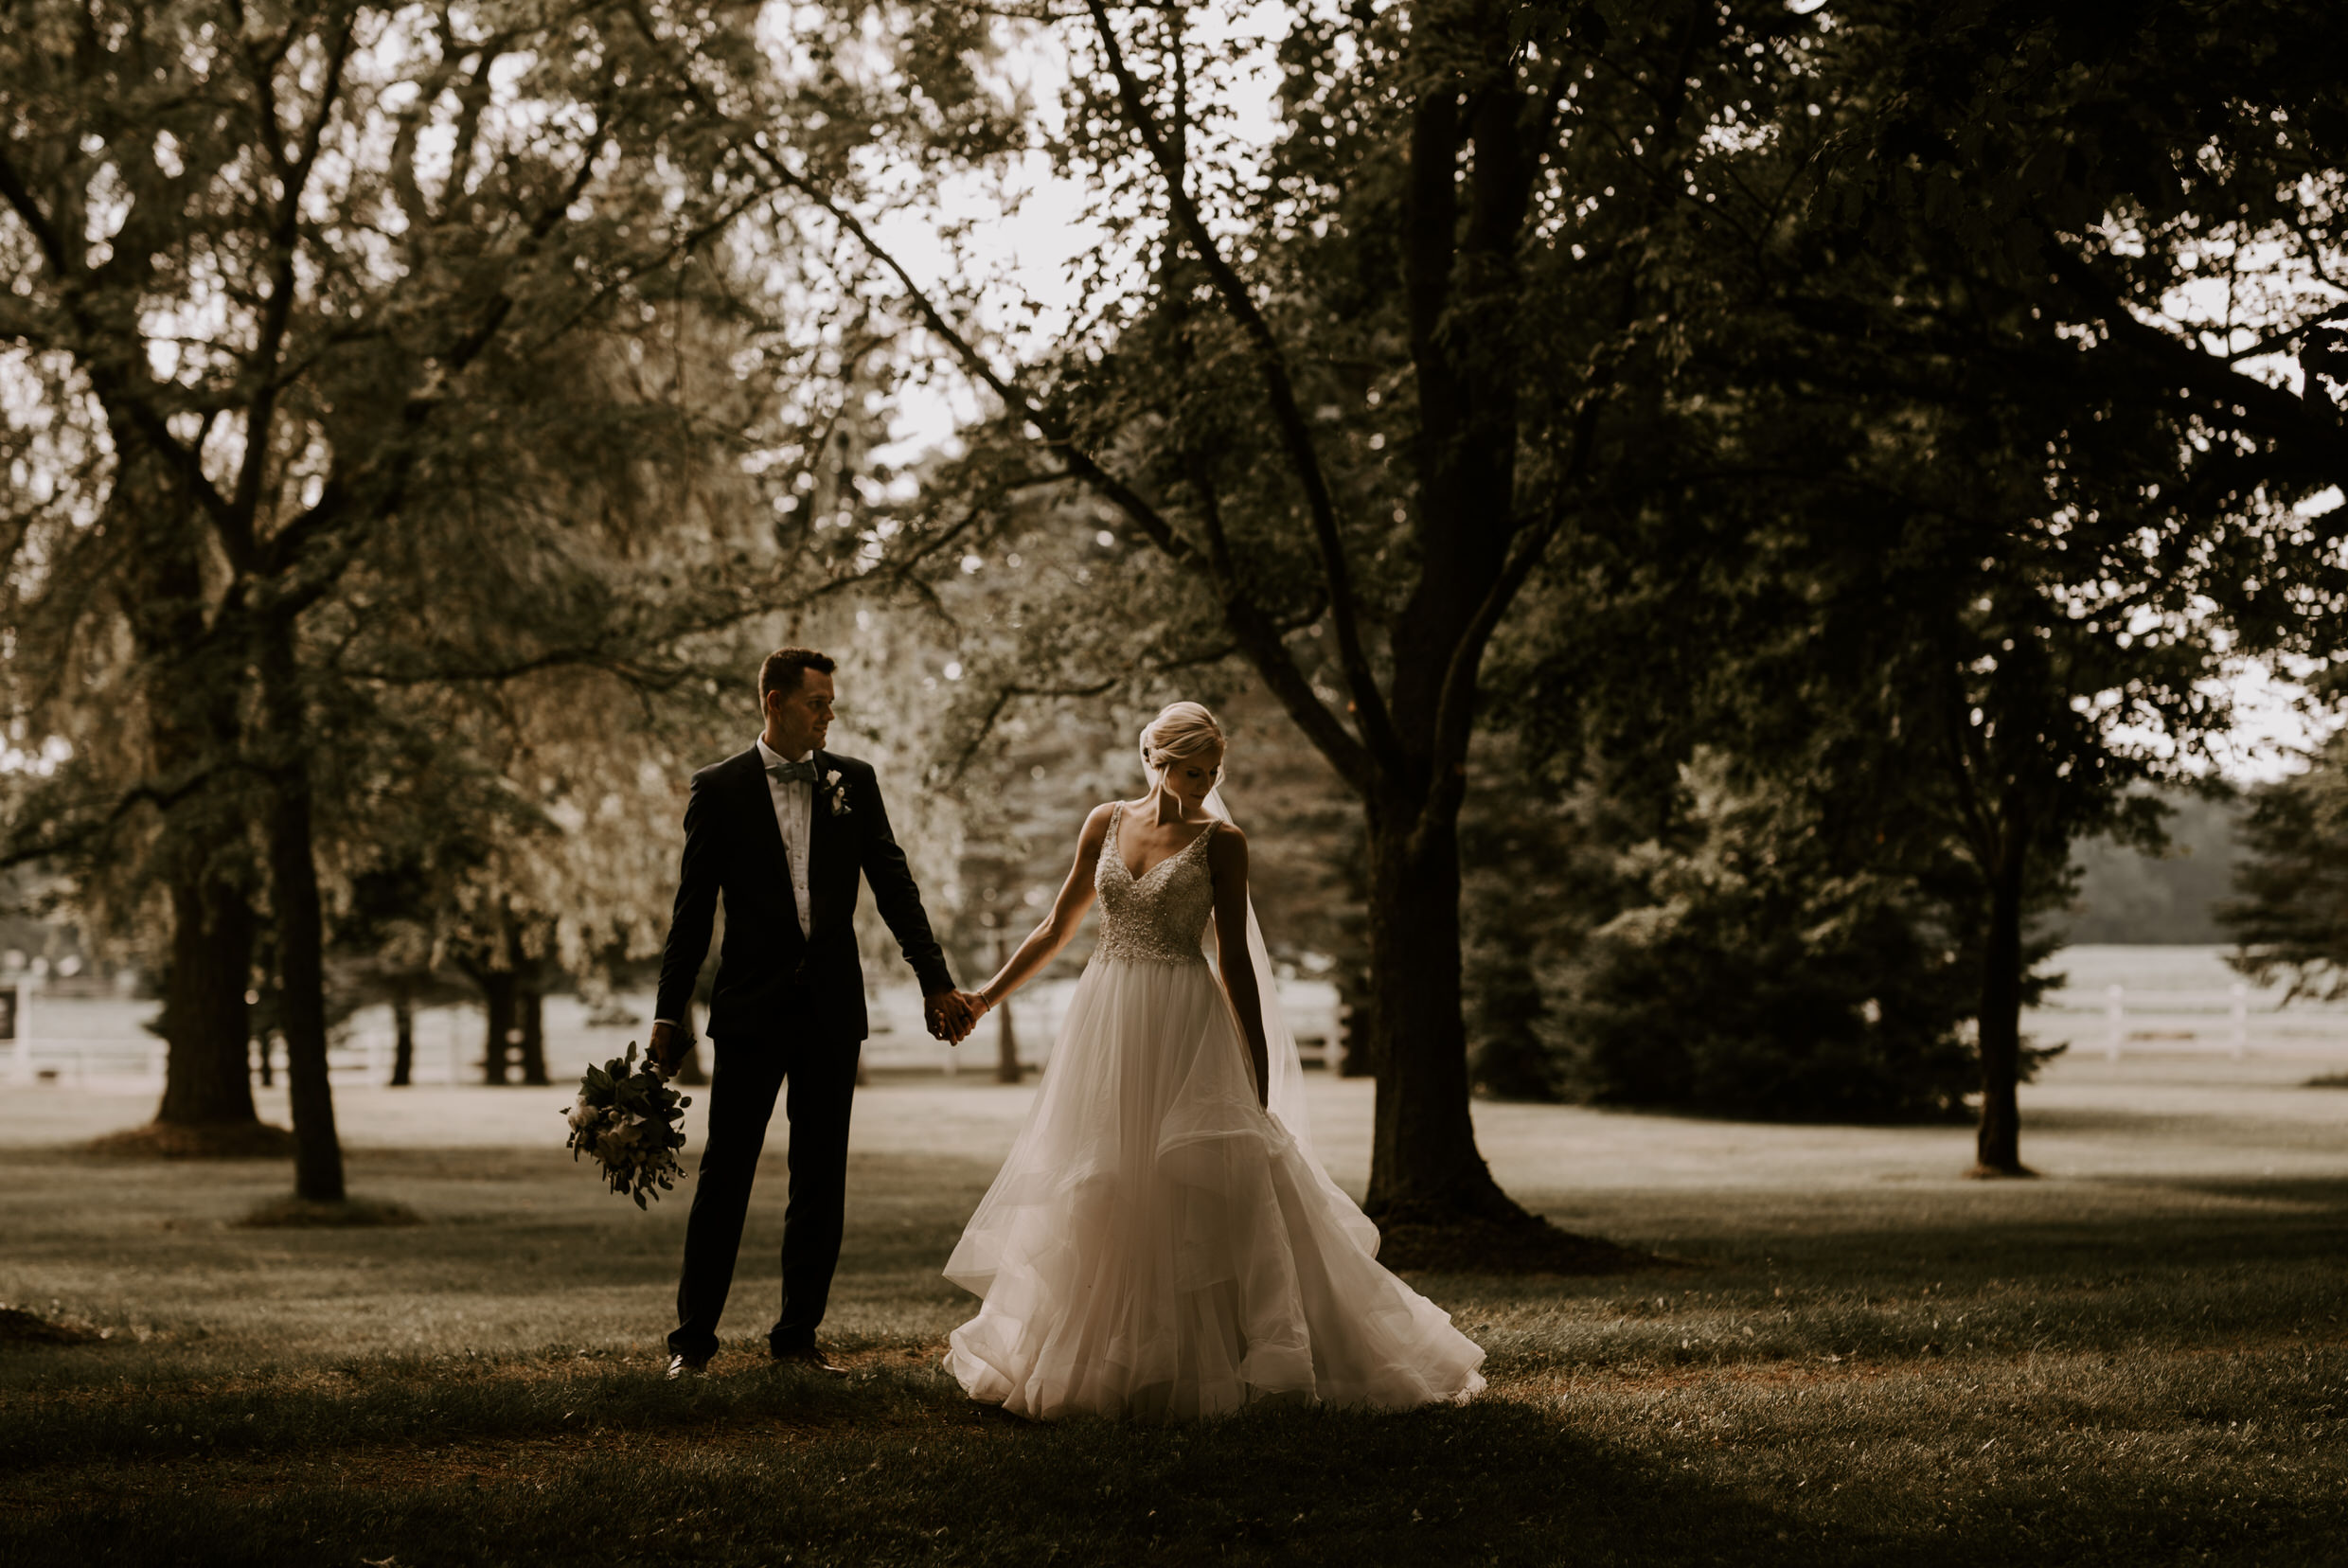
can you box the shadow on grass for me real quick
[0,1399,1832,1568]
[80,1121,297,1159]
[238,1195,424,1228]
[7,1388,2338,1568]
[1528,1176,2348,1283]
[2104,1172,2348,1209]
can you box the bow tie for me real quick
[767,757,819,785]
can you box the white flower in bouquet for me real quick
[560,1042,692,1208]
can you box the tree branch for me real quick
[229,9,358,560]
[2047,241,2348,480]
[615,0,1371,785]
[1183,447,1371,787]
[1083,0,1398,766]
[747,139,1201,568]
[0,763,244,871]
[0,141,233,532]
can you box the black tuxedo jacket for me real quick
[654,747,953,1042]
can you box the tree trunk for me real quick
[994,1002,1022,1083]
[993,933,1022,1082]
[516,979,549,1087]
[1972,836,2032,1176]
[1361,804,1526,1226]
[154,874,259,1127]
[1336,960,1377,1078]
[478,970,519,1085]
[260,626,346,1203]
[128,449,262,1135]
[389,989,416,1087]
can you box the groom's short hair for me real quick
[759,646,837,702]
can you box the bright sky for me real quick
[2204,658,2337,782]
[855,2,1290,462]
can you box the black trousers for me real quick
[668,1025,862,1360]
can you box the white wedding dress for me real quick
[944,801,1486,1421]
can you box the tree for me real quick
[331,856,458,1088]
[1,2,1007,1197]
[1462,613,1992,1122]
[1753,0,2348,1170]
[1554,294,2322,1170]
[887,0,2348,1186]
[2,2,744,1185]
[1473,0,2348,1170]
[795,0,1841,1239]
[2222,725,2348,1000]
[1537,749,1983,1119]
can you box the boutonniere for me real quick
[820,767,852,817]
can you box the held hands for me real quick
[923,989,989,1045]
[655,1001,981,1059]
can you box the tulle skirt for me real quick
[944,954,1487,1421]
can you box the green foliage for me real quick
[877,1,2348,1162]
[2222,730,2348,1001]
[0,1,1032,1123]
[1547,754,1990,1120]
[1463,750,1988,1120]
[1440,0,2348,1160]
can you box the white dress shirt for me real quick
[655,739,821,1037]
[756,735,816,936]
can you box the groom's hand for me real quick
[648,1019,687,1076]
[923,990,976,1044]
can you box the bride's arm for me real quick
[972,804,1112,1013]
[1206,824,1272,1108]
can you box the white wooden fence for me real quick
[2091,982,2252,1060]
[9,977,1351,1090]
[2027,946,2348,1060]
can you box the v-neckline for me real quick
[1117,802,1212,884]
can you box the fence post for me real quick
[2105,984,2125,1062]
[7,980,27,1085]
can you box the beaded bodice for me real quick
[1094,802,1216,966]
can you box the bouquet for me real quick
[564,1042,692,1208]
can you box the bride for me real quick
[942,703,1486,1420]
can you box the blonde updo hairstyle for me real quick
[1138,702,1226,787]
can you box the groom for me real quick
[649,647,974,1377]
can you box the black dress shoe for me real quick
[667,1351,710,1380]
[771,1345,849,1376]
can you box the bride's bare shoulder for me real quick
[1076,801,1120,846]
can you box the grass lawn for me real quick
[1,1059,2343,1566]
